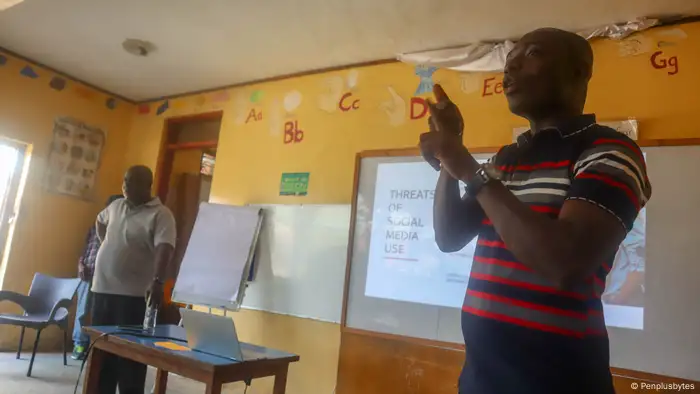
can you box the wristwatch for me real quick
[464,163,498,198]
[153,276,164,285]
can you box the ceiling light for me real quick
[122,39,157,57]
[0,0,24,11]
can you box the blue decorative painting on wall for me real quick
[414,65,437,96]
[156,100,170,115]
[20,65,39,79]
[105,97,117,110]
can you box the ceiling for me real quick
[0,0,699,102]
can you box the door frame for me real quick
[154,110,222,202]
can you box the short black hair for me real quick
[530,27,594,81]
[126,165,154,185]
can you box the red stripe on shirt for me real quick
[593,138,645,167]
[575,172,640,210]
[585,327,607,336]
[529,205,561,214]
[592,276,605,286]
[470,272,587,300]
[482,218,492,225]
[468,289,587,319]
[477,239,506,249]
[474,256,531,271]
[498,160,571,172]
[462,305,584,338]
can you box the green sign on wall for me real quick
[279,172,310,196]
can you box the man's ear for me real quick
[572,61,592,83]
[569,62,583,81]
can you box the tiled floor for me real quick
[0,352,252,393]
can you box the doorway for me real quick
[0,139,29,282]
[155,112,221,323]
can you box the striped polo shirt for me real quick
[459,114,651,394]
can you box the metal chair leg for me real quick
[27,329,41,377]
[63,329,68,366]
[17,326,25,359]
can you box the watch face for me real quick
[483,163,503,180]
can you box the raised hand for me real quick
[419,85,470,176]
[427,84,464,136]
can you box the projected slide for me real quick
[364,161,647,329]
[602,208,646,330]
[364,161,480,308]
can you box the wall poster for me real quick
[279,172,310,196]
[43,117,106,200]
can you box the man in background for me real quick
[71,194,123,360]
[92,165,176,394]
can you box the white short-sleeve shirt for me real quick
[92,197,176,297]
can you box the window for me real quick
[0,144,19,225]
[0,139,29,286]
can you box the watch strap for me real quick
[464,165,492,198]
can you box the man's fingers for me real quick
[420,132,438,152]
[427,116,438,133]
[426,100,442,132]
[426,98,438,115]
[433,84,450,104]
[419,132,433,142]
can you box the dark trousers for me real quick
[91,293,147,394]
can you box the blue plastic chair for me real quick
[0,273,80,377]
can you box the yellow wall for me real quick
[124,23,700,394]
[0,52,134,349]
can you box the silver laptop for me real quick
[179,308,244,361]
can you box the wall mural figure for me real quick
[283,90,302,113]
[250,90,264,103]
[318,70,360,113]
[380,86,406,127]
[318,75,344,113]
[460,73,480,95]
[414,65,437,96]
[269,90,303,137]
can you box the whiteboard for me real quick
[242,204,351,323]
[172,203,262,310]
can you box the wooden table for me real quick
[83,325,299,394]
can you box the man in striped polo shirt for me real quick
[420,28,651,394]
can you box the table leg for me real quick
[272,366,289,394]
[154,369,168,394]
[83,347,106,394]
[205,383,222,394]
